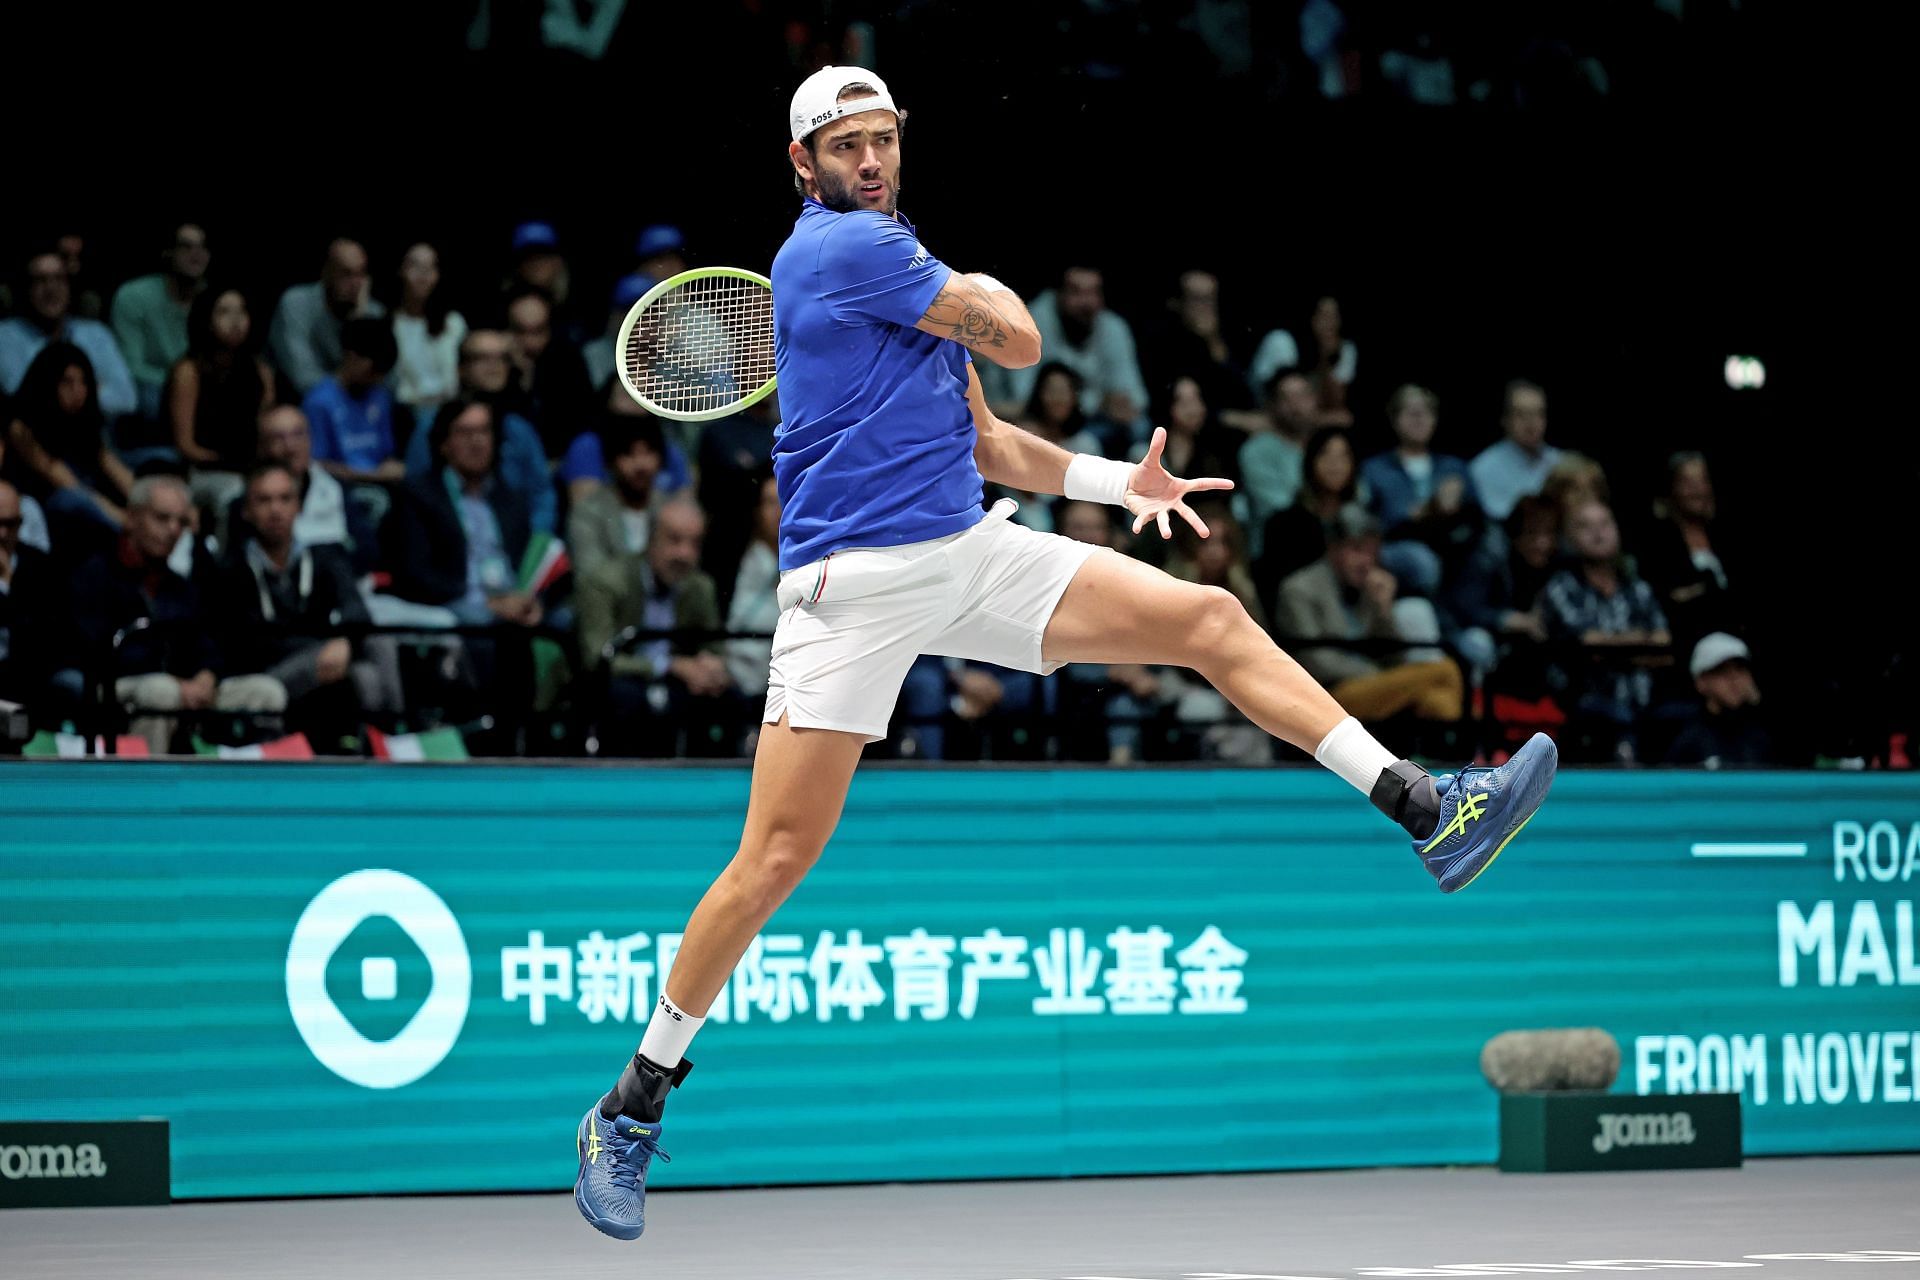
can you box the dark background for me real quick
[5,0,1903,750]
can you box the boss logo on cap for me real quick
[810,109,836,126]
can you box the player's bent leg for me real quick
[577,712,865,1241]
[665,712,866,1015]
[1040,548,1348,755]
[1040,548,1556,893]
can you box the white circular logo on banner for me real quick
[286,870,471,1089]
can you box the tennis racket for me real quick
[613,267,777,422]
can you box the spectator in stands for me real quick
[212,463,394,747]
[0,434,51,554]
[980,266,1149,441]
[558,379,691,511]
[1541,498,1671,761]
[302,317,404,535]
[384,401,540,629]
[583,272,654,392]
[1362,383,1480,598]
[506,287,595,457]
[403,327,556,535]
[696,390,777,596]
[111,222,210,416]
[1275,507,1465,724]
[53,232,105,321]
[1541,452,1609,531]
[252,405,355,555]
[985,363,1111,533]
[1165,503,1267,630]
[389,242,467,421]
[633,224,688,281]
[569,415,667,584]
[1640,451,1743,653]
[1256,426,1363,605]
[1055,500,1173,761]
[1237,367,1321,551]
[1132,375,1240,492]
[269,239,384,398]
[1018,363,1105,456]
[4,343,133,545]
[505,221,575,336]
[67,475,285,752]
[1444,494,1559,689]
[1248,294,1359,412]
[723,472,781,700]
[1666,632,1790,767]
[1469,379,1562,520]
[0,246,138,419]
[0,478,61,709]
[166,288,274,528]
[580,497,742,756]
[1146,270,1260,430]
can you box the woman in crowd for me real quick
[165,287,274,525]
[4,342,132,549]
[390,242,468,421]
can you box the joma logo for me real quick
[1592,1111,1697,1153]
[0,1143,109,1179]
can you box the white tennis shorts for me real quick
[763,499,1100,741]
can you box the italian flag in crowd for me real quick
[21,731,150,758]
[191,733,315,760]
[366,726,469,761]
[518,532,570,595]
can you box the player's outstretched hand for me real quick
[1124,427,1235,540]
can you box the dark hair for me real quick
[599,412,666,463]
[342,316,399,374]
[185,286,254,360]
[13,341,102,439]
[1297,294,1344,372]
[427,398,498,465]
[1021,362,1087,435]
[1507,494,1560,540]
[243,460,297,493]
[1300,427,1358,505]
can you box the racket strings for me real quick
[622,276,775,416]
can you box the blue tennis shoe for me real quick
[1415,731,1558,892]
[575,1107,669,1240]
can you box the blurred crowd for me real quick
[0,221,1780,767]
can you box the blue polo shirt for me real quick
[303,377,397,472]
[770,199,983,570]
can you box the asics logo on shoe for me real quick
[624,1126,652,1137]
[586,1131,602,1165]
[1422,788,1488,853]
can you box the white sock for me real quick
[1314,716,1399,797]
[637,993,705,1068]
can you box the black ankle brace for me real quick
[601,1053,694,1123]
[1370,760,1440,841]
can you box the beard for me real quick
[815,168,900,215]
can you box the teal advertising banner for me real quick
[2,764,1917,1199]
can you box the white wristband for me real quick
[971,272,1013,294]
[1064,453,1133,506]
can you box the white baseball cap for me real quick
[1689,632,1751,679]
[789,65,898,143]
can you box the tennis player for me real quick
[575,66,1557,1240]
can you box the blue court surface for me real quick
[4,1155,1916,1279]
